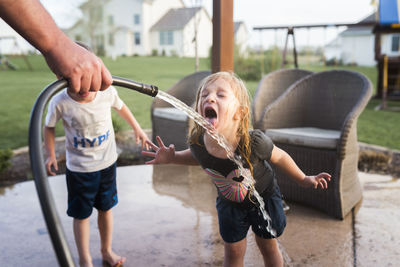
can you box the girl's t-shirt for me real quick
[45,87,124,172]
[190,129,276,205]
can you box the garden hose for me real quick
[28,76,158,267]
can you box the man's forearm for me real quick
[0,0,66,54]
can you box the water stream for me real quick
[155,90,276,236]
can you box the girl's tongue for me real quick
[206,117,217,127]
[204,107,218,127]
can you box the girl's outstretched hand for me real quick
[300,172,331,189]
[141,136,175,164]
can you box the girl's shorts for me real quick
[216,184,286,243]
[66,162,118,219]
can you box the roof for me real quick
[234,21,245,33]
[342,12,377,34]
[151,7,202,31]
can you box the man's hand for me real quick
[44,38,112,94]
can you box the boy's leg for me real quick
[73,218,93,267]
[255,235,283,267]
[223,238,247,267]
[98,209,126,266]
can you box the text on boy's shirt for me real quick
[73,130,110,148]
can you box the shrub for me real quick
[234,47,282,81]
[0,149,12,173]
[234,57,261,81]
[358,150,391,173]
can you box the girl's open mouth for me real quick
[204,106,218,127]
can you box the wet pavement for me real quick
[0,164,399,266]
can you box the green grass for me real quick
[0,55,210,149]
[0,55,399,150]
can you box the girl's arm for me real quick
[114,104,152,150]
[142,136,199,166]
[270,145,331,189]
[43,126,58,176]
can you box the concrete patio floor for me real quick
[0,164,399,266]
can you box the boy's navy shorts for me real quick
[66,162,118,219]
[216,184,286,243]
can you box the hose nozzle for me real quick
[112,76,158,97]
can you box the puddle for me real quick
[0,164,263,266]
[1,166,397,266]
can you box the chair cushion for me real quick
[153,107,187,122]
[265,127,340,149]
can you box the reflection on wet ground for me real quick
[0,165,399,266]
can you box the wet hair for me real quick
[189,71,253,174]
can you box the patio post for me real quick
[212,0,234,73]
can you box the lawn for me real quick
[0,55,399,150]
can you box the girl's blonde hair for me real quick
[189,71,253,173]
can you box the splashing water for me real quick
[156,90,277,237]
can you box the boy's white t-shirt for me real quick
[45,86,124,172]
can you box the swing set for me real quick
[0,36,33,71]
[253,21,375,70]
[254,0,400,110]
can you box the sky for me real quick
[40,0,376,49]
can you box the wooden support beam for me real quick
[212,0,234,73]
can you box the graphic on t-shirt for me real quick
[204,168,252,203]
[73,130,110,148]
[70,116,110,148]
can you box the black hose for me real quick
[28,76,158,267]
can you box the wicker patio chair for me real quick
[151,71,211,150]
[252,69,313,129]
[258,70,372,219]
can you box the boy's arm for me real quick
[142,136,199,166]
[43,126,58,176]
[114,104,152,150]
[270,145,331,189]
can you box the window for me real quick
[134,14,140,25]
[134,32,141,45]
[392,35,400,52]
[108,15,114,26]
[90,6,103,21]
[109,33,114,46]
[160,31,173,45]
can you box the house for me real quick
[150,7,212,57]
[324,13,376,66]
[66,0,213,58]
[66,0,186,57]
[234,21,249,57]
[324,12,400,67]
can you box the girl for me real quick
[142,72,331,267]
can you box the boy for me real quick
[44,70,150,266]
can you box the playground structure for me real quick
[0,36,32,71]
[254,0,400,109]
[253,21,375,69]
[374,0,400,108]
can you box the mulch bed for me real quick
[1,133,399,187]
